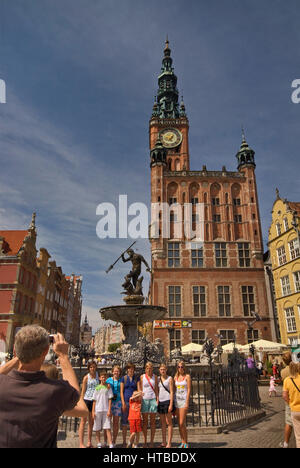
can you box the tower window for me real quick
[192,286,206,317]
[218,286,231,317]
[168,242,180,267]
[238,243,251,267]
[168,286,181,317]
[215,243,227,267]
[233,198,241,206]
[241,286,255,316]
[234,215,242,223]
[212,198,220,206]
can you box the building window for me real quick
[247,329,259,343]
[242,286,255,316]
[218,286,231,317]
[191,197,199,205]
[238,243,251,267]
[191,247,204,267]
[215,243,227,267]
[192,330,206,345]
[289,239,300,260]
[212,198,220,206]
[213,214,221,223]
[276,223,282,236]
[169,329,181,351]
[281,275,291,296]
[284,217,289,231]
[293,271,300,292]
[277,246,287,266]
[234,214,242,223]
[233,198,241,206]
[169,197,177,205]
[168,286,181,317]
[219,330,235,346]
[285,307,297,333]
[192,286,206,317]
[168,242,180,267]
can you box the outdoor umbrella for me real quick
[222,342,243,353]
[181,343,203,354]
[240,339,288,353]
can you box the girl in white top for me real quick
[174,361,191,449]
[158,364,174,448]
[79,361,99,448]
[139,362,159,448]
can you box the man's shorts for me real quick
[129,419,142,433]
[93,412,111,431]
[286,404,293,426]
[141,398,157,414]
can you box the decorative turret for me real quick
[236,130,256,170]
[150,135,167,167]
[152,38,181,119]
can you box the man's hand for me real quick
[52,333,69,358]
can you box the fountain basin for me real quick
[100,304,167,347]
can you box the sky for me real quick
[0,0,299,333]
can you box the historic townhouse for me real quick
[149,40,274,353]
[268,192,300,346]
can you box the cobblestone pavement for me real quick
[58,386,296,449]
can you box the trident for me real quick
[105,241,137,274]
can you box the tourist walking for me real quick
[174,361,191,448]
[280,352,294,448]
[283,362,300,448]
[92,371,114,448]
[139,361,159,448]
[158,363,174,448]
[106,365,122,446]
[120,363,140,447]
[79,361,99,448]
[269,375,278,397]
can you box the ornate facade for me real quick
[149,40,274,353]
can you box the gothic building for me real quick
[149,40,274,353]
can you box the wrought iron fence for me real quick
[58,367,261,434]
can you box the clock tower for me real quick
[149,40,275,355]
[149,39,190,172]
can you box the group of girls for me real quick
[79,360,191,448]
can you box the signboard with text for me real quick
[154,320,192,329]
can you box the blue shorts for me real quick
[111,400,122,417]
[141,398,157,414]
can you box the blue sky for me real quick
[0,0,299,332]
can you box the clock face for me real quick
[159,128,182,148]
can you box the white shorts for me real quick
[93,412,111,431]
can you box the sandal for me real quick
[159,443,166,448]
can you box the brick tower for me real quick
[149,40,274,354]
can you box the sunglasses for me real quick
[178,366,184,368]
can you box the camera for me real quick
[49,334,55,345]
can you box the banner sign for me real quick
[154,320,192,329]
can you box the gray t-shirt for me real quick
[0,369,79,448]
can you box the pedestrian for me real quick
[269,375,278,397]
[280,351,294,448]
[139,361,159,448]
[246,354,255,370]
[127,390,143,448]
[78,361,99,448]
[0,326,84,448]
[283,362,300,448]
[158,363,174,448]
[174,361,191,448]
[106,365,122,446]
[120,362,140,447]
[92,371,114,448]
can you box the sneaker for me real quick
[109,444,114,448]
[97,443,102,448]
[178,443,184,448]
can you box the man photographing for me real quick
[0,325,85,448]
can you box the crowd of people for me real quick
[79,360,191,448]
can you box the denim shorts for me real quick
[141,398,157,414]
